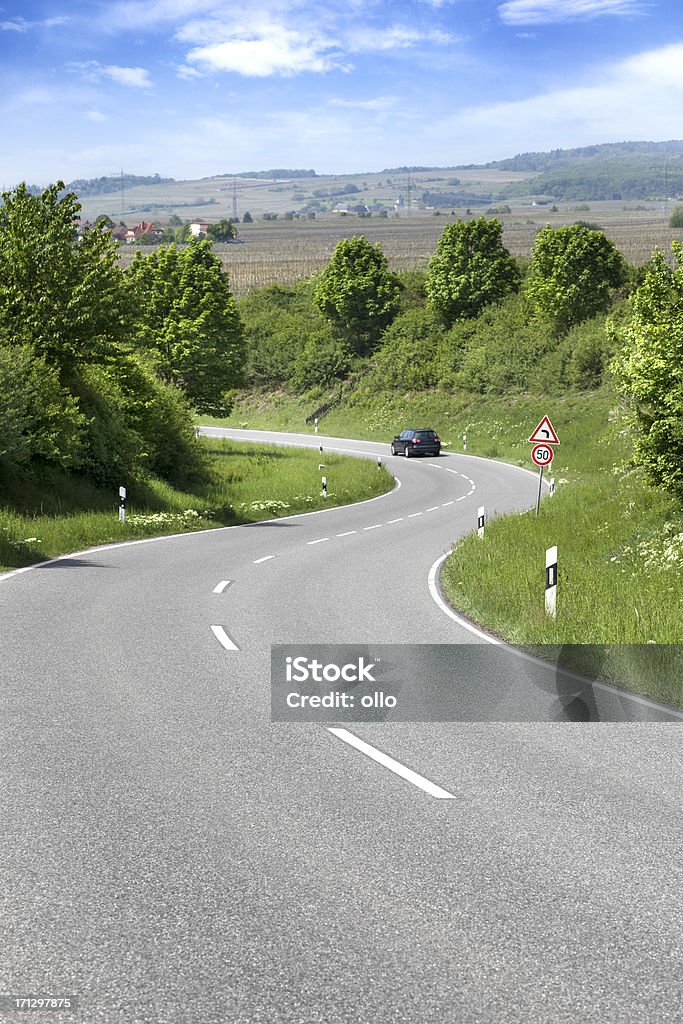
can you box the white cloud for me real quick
[85,110,107,122]
[102,65,153,87]
[68,61,153,88]
[347,25,454,52]
[499,0,645,24]
[0,15,68,31]
[429,41,683,159]
[185,23,345,76]
[328,95,398,111]
[100,0,218,32]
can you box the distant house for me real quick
[189,221,210,236]
[133,221,163,241]
[111,225,130,242]
[333,202,369,216]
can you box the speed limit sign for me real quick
[531,444,554,467]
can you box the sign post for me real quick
[528,417,560,516]
[118,486,126,523]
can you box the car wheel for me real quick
[391,444,397,456]
[405,445,412,457]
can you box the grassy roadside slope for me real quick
[0,438,393,573]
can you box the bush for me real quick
[0,344,84,469]
[370,307,444,390]
[239,282,324,387]
[558,315,614,389]
[292,328,352,391]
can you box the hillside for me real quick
[473,140,683,201]
[43,141,683,221]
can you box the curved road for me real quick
[1,429,681,1023]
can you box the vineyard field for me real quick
[117,205,683,296]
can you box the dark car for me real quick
[390,429,441,457]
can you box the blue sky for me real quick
[1,0,682,183]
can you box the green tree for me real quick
[128,240,245,416]
[207,218,237,242]
[0,182,130,374]
[242,211,253,223]
[425,217,520,326]
[526,224,628,335]
[314,235,402,355]
[669,206,683,228]
[610,242,683,498]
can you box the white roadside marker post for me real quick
[549,476,555,496]
[314,417,318,434]
[377,456,381,469]
[477,506,485,539]
[118,486,126,524]
[322,475,327,500]
[319,444,323,455]
[545,546,558,618]
[463,432,467,451]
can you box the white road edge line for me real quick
[211,625,239,651]
[327,728,456,800]
[254,555,275,564]
[456,496,467,502]
[426,551,683,720]
[213,580,233,594]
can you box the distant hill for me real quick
[65,173,175,197]
[214,169,318,180]
[459,141,683,201]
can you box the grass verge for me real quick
[0,438,394,574]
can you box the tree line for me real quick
[1,182,680,504]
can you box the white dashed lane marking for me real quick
[213,580,233,594]
[387,518,403,524]
[363,524,382,531]
[328,728,456,800]
[308,538,330,545]
[407,512,423,518]
[211,625,239,651]
[254,555,275,564]
[336,531,357,537]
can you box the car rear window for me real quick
[415,431,438,439]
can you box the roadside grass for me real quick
[0,439,393,573]
[210,385,683,705]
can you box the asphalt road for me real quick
[1,428,681,1024]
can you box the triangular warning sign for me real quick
[528,416,560,444]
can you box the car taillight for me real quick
[413,438,420,443]
[434,437,440,443]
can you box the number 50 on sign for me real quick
[531,444,554,467]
